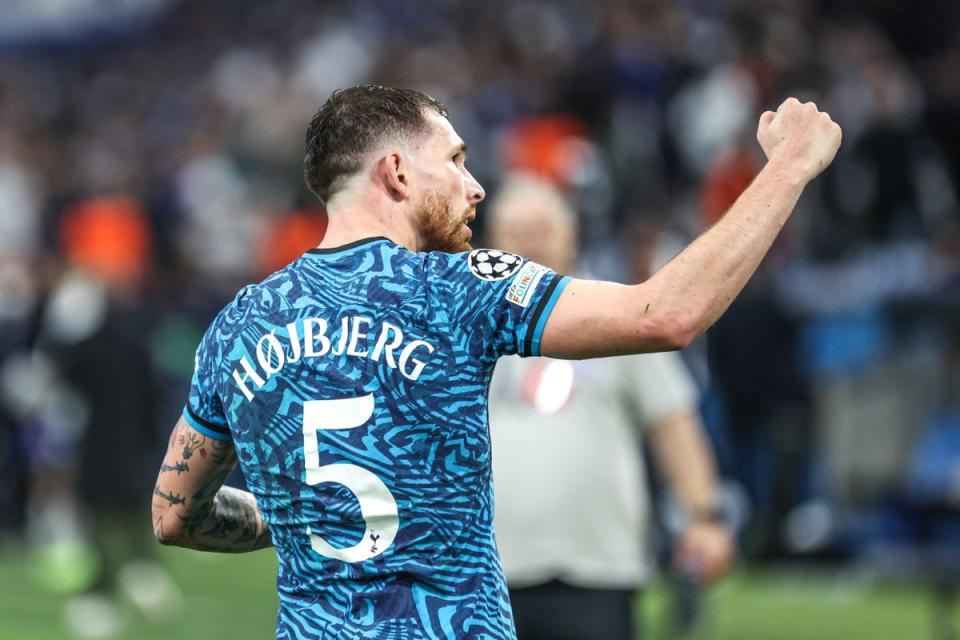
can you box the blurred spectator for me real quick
[21,199,181,637]
[487,176,734,639]
[0,156,42,540]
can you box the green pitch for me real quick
[0,545,947,639]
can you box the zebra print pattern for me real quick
[186,237,570,639]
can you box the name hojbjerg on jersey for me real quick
[231,316,436,401]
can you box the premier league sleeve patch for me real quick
[468,249,524,281]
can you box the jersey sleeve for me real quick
[182,321,232,441]
[427,249,571,360]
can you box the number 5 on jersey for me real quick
[302,393,399,563]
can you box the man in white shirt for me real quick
[488,176,735,639]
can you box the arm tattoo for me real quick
[210,439,233,465]
[160,461,190,475]
[181,431,206,459]
[153,485,186,506]
[177,487,273,552]
[155,438,272,553]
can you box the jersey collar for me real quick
[306,237,396,256]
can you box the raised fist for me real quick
[757,97,842,183]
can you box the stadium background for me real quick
[0,0,959,638]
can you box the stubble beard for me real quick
[413,191,473,253]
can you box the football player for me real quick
[152,86,840,639]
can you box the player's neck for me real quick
[317,200,419,253]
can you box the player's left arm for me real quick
[151,417,272,553]
[648,410,734,583]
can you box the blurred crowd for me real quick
[2,0,960,618]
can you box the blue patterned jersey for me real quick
[182,237,570,639]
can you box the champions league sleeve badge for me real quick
[468,249,524,281]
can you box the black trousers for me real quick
[508,580,637,640]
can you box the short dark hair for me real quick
[304,85,448,203]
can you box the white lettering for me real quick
[399,340,434,381]
[331,316,350,356]
[347,317,371,358]
[304,318,331,357]
[257,332,286,376]
[232,355,266,402]
[232,316,437,400]
[371,322,403,368]
[286,321,302,363]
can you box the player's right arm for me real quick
[540,98,841,359]
[151,313,271,553]
[151,417,272,553]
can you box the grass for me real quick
[0,544,951,640]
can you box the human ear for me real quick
[377,152,409,202]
